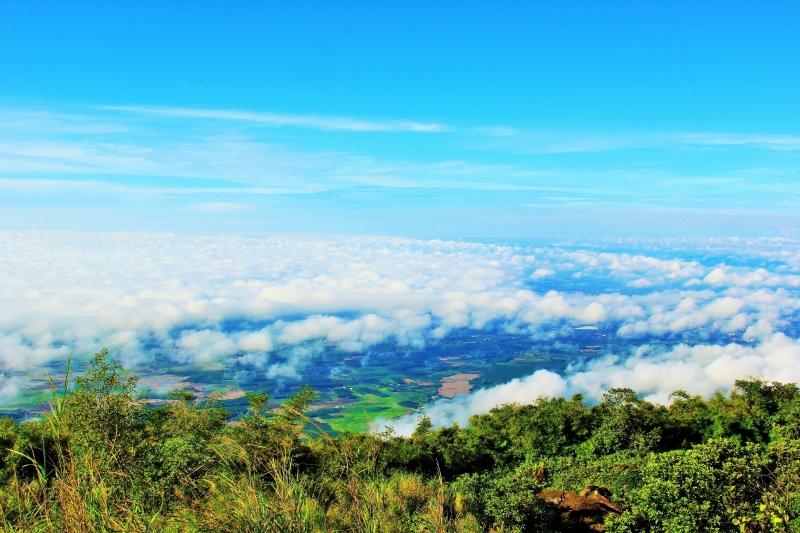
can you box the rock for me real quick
[538,486,621,532]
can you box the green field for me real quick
[316,386,421,433]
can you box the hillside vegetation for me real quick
[0,349,798,532]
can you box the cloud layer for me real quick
[0,232,798,419]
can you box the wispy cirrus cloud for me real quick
[99,105,450,133]
[677,132,800,151]
[474,130,800,154]
[2,104,800,236]
[0,178,322,196]
[186,201,249,213]
[96,106,800,151]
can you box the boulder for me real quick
[538,486,621,532]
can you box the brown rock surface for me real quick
[538,486,621,532]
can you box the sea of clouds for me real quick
[1,232,799,432]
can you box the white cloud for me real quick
[99,105,449,133]
[238,330,273,353]
[531,268,554,279]
[375,369,567,435]
[382,333,800,435]
[569,332,800,404]
[483,130,800,154]
[187,202,248,213]
[678,132,800,151]
[176,329,238,365]
[703,265,800,288]
[0,374,22,402]
[0,232,798,405]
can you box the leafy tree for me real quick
[581,388,664,457]
[63,348,144,455]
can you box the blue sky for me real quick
[1,0,799,238]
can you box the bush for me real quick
[0,350,797,532]
[451,468,556,531]
[608,439,767,532]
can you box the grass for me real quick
[1,351,798,532]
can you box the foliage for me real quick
[450,468,556,531]
[607,439,766,532]
[0,350,798,531]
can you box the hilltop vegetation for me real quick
[0,349,798,532]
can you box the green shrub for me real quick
[451,469,555,531]
[608,439,767,532]
[0,350,798,532]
